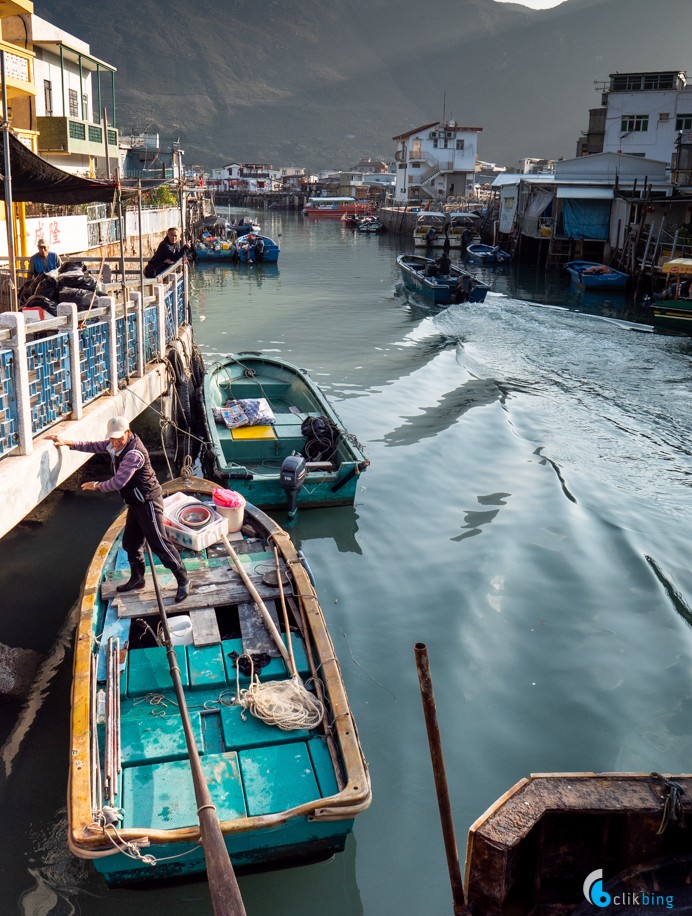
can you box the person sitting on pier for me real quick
[29,239,61,277]
[144,227,190,278]
[47,417,190,602]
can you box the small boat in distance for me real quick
[563,260,629,289]
[194,234,280,264]
[465,243,511,264]
[302,196,373,219]
[67,476,371,886]
[357,216,384,233]
[202,352,369,514]
[397,253,489,305]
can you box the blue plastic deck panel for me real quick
[121,752,246,830]
[127,645,189,696]
[239,743,321,817]
[120,711,204,766]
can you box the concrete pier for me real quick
[0,259,191,540]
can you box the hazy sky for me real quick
[494,0,566,7]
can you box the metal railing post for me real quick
[57,302,83,420]
[155,282,166,358]
[105,294,118,395]
[131,289,145,376]
[0,311,31,454]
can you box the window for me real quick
[456,139,465,151]
[620,114,649,132]
[676,114,692,131]
[68,89,78,118]
[44,80,53,116]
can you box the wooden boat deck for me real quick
[70,487,371,884]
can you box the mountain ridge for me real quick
[40,0,692,170]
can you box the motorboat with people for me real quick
[397,254,489,305]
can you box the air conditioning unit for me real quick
[445,131,454,138]
[429,131,438,139]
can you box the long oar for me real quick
[145,544,246,916]
[221,533,291,668]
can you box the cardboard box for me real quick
[163,493,229,552]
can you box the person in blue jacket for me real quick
[29,239,61,276]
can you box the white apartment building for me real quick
[392,119,481,203]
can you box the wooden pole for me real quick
[145,544,246,916]
[414,643,466,915]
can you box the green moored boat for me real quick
[68,476,371,886]
[201,353,369,515]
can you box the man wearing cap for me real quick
[47,417,190,602]
[29,239,61,276]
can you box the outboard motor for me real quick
[280,454,307,517]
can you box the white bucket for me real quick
[169,614,193,646]
[212,492,246,532]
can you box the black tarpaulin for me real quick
[0,131,142,204]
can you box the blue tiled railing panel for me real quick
[79,320,110,404]
[164,286,175,342]
[176,277,185,326]
[116,313,138,381]
[0,349,19,457]
[143,305,159,363]
[27,333,72,434]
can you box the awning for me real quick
[556,187,614,200]
[0,131,141,204]
[661,258,692,274]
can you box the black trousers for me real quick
[121,497,183,574]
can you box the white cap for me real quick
[105,416,129,438]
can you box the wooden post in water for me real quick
[414,642,466,915]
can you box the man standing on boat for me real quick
[47,417,190,602]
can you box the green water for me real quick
[2,211,692,914]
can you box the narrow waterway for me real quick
[2,211,692,915]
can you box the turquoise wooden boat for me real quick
[68,476,371,886]
[202,353,369,514]
[648,257,692,333]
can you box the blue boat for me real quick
[563,260,629,290]
[194,234,280,264]
[67,476,371,886]
[235,233,280,264]
[397,253,489,305]
[466,243,511,264]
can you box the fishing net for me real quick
[234,655,324,731]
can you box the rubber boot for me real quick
[116,561,146,593]
[174,567,190,603]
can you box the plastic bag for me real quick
[212,487,245,508]
[214,398,276,428]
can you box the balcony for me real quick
[0,0,33,17]
[37,116,118,158]
[0,38,34,98]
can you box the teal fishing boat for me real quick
[201,353,369,515]
[68,476,371,886]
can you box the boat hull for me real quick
[465,772,692,915]
[466,244,510,264]
[397,254,489,305]
[68,478,371,886]
[651,299,692,332]
[203,353,368,511]
[564,260,629,289]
